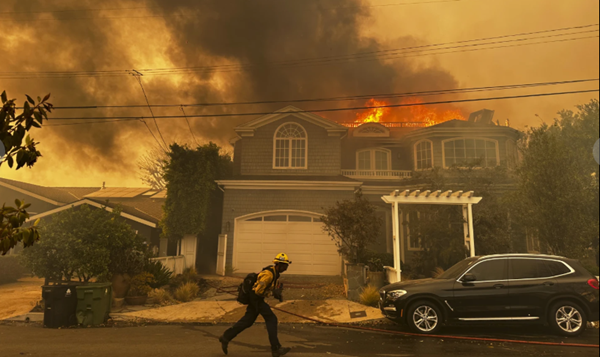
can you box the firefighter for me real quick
[219,253,292,357]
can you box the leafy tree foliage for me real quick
[513,99,599,258]
[161,143,232,241]
[1,91,53,255]
[321,191,383,264]
[21,205,146,282]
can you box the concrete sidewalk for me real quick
[111,299,385,325]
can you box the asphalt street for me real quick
[0,323,598,357]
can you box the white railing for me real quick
[342,170,413,180]
[150,256,186,275]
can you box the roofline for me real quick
[403,124,522,141]
[234,106,348,137]
[216,180,362,191]
[0,180,63,206]
[26,199,157,228]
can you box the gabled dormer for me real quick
[231,106,348,176]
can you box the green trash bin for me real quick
[76,283,112,326]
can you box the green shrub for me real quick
[359,285,380,308]
[20,205,145,282]
[145,261,173,289]
[128,273,155,297]
[0,256,28,285]
[149,288,176,306]
[174,282,200,302]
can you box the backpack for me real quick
[237,266,277,305]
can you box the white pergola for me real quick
[381,190,483,283]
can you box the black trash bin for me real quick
[42,284,80,328]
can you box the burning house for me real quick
[215,103,522,277]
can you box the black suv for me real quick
[379,254,599,336]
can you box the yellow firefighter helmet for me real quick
[274,253,292,265]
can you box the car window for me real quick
[465,259,508,282]
[437,258,479,279]
[510,259,554,280]
[544,261,572,276]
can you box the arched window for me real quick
[414,140,433,170]
[274,123,307,169]
[356,148,391,171]
[443,138,499,168]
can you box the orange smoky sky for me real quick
[0,0,598,187]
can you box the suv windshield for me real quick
[435,257,479,279]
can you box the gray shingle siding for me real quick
[240,116,342,176]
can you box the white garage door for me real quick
[234,213,341,276]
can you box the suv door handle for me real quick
[494,284,505,289]
[544,282,555,286]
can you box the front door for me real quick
[449,258,511,320]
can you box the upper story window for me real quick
[414,140,433,171]
[357,148,391,171]
[443,138,499,168]
[274,123,307,169]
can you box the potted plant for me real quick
[125,273,155,305]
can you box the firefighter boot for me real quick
[219,335,229,355]
[272,347,291,357]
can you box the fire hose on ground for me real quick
[206,281,600,349]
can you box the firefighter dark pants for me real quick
[223,299,281,350]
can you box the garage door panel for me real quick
[239,222,264,233]
[263,223,289,233]
[236,219,341,276]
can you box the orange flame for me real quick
[355,98,391,123]
[354,98,465,126]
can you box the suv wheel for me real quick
[406,301,442,334]
[549,301,588,337]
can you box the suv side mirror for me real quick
[462,273,477,283]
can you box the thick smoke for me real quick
[0,0,458,186]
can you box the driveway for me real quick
[0,278,43,321]
[0,323,597,357]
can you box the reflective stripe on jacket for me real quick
[253,267,278,298]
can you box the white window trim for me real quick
[526,227,541,254]
[272,122,308,170]
[355,148,392,171]
[506,139,518,169]
[441,137,500,169]
[413,139,435,171]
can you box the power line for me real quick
[1,24,596,79]
[181,106,199,146]
[132,72,168,149]
[44,88,600,124]
[30,78,600,110]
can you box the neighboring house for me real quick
[0,179,178,262]
[217,106,523,277]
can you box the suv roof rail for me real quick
[481,253,568,259]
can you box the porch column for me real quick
[392,202,402,282]
[467,203,476,257]
[462,205,470,256]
